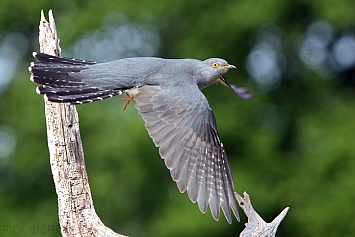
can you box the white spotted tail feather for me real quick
[29,52,125,104]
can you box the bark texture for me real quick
[38,10,125,237]
[236,192,289,237]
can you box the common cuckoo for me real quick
[29,52,252,223]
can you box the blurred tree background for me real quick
[0,0,354,236]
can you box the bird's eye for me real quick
[212,62,219,68]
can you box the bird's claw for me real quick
[119,92,134,111]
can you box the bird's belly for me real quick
[127,88,139,97]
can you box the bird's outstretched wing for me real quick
[134,84,239,223]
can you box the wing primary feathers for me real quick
[162,129,188,170]
[196,127,208,213]
[207,127,220,219]
[210,148,221,221]
[172,131,196,192]
[204,128,214,215]
[186,121,205,203]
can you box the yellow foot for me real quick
[119,92,134,111]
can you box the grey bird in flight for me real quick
[29,52,252,223]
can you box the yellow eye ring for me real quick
[212,62,219,68]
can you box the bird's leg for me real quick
[119,92,134,111]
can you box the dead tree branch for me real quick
[236,192,289,237]
[38,10,125,237]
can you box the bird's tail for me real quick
[29,52,125,104]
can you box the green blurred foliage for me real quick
[0,0,354,236]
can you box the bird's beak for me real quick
[222,64,236,70]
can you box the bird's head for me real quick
[197,58,253,100]
[198,58,235,87]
